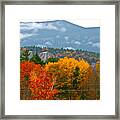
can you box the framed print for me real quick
[0,0,119,119]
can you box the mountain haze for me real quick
[20,20,100,53]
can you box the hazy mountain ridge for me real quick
[20,20,100,53]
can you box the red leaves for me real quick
[20,59,99,100]
[20,61,36,81]
[20,61,58,100]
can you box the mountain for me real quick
[20,20,100,53]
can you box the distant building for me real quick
[28,51,34,59]
[25,50,37,60]
[38,51,54,62]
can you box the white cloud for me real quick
[60,27,66,32]
[74,41,81,45]
[92,42,100,48]
[35,44,46,48]
[20,22,59,31]
[87,36,97,41]
[47,23,58,30]
[20,33,33,39]
[20,26,32,30]
[45,41,52,45]
[87,41,92,45]
[20,23,35,30]
[64,36,69,40]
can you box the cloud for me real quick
[46,23,58,30]
[35,44,46,48]
[20,22,59,31]
[60,27,66,32]
[74,41,81,45]
[45,41,52,45]
[20,23,34,30]
[87,36,97,41]
[92,42,100,48]
[64,36,69,40]
[20,33,33,39]
[87,41,92,45]
[20,22,67,34]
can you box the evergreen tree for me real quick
[46,58,59,63]
[30,53,45,65]
[20,49,30,62]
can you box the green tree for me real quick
[20,49,30,62]
[46,58,59,63]
[30,53,45,65]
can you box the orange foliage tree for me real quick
[28,64,58,100]
[20,58,97,100]
[20,61,58,100]
[20,61,36,99]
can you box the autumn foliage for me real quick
[45,57,93,99]
[29,64,58,100]
[20,61,57,100]
[20,57,100,100]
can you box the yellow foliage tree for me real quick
[45,57,93,100]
